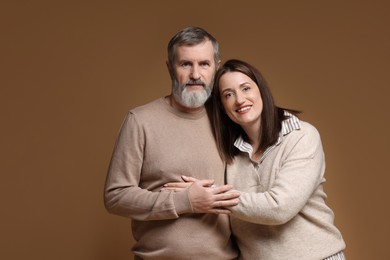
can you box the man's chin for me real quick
[180,94,209,108]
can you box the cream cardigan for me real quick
[228,120,346,260]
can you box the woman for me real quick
[164,59,346,259]
[206,59,346,259]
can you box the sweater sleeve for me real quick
[104,112,193,221]
[230,124,326,225]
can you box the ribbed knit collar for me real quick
[234,111,301,160]
[160,96,206,120]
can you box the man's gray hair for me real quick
[167,26,220,69]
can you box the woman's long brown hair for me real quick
[206,59,300,163]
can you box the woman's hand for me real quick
[162,175,240,214]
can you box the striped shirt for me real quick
[325,251,346,260]
[234,111,301,162]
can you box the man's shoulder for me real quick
[129,97,166,115]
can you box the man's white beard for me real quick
[172,79,213,108]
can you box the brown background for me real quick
[1,0,389,259]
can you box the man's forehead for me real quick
[175,41,214,62]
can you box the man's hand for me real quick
[162,176,240,214]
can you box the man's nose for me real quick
[190,65,201,80]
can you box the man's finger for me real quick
[208,208,232,214]
[212,184,234,194]
[161,187,186,192]
[181,175,200,182]
[196,179,215,187]
[214,191,240,201]
[213,199,240,208]
[163,182,191,188]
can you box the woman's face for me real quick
[218,71,263,129]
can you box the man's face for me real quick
[171,40,218,108]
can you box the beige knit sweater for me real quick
[104,97,238,260]
[228,121,346,260]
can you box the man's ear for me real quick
[216,60,221,69]
[166,61,174,80]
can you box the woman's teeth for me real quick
[237,106,251,112]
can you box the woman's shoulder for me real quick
[282,119,322,144]
[299,120,320,135]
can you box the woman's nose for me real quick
[235,92,245,104]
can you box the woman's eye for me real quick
[225,92,234,98]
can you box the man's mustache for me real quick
[185,79,205,87]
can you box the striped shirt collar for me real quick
[234,111,301,159]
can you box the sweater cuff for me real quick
[173,189,193,214]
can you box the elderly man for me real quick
[104,27,240,260]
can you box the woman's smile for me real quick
[219,71,263,129]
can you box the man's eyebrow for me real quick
[177,59,192,63]
[177,59,211,64]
